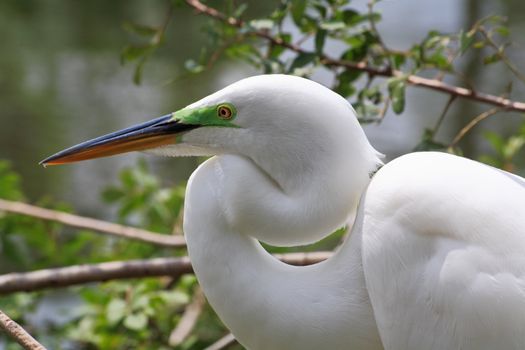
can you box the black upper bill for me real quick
[40,114,199,166]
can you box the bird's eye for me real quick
[217,105,233,120]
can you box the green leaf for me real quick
[119,168,136,189]
[340,10,380,26]
[233,3,248,18]
[249,19,274,30]
[485,15,507,25]
[483,53,501,65]
[269,33,291,58]
[121,46,151,64]
[123,313,148,331]
[391,53,406,69]
[341,43,368,63]
[159,290,190,306]
[503,136,525,159]
[269,3,287,24]
[363,85,382,104]
[340,9,359,25]
[478,154,499,167]
[132,295,151,311]
[459,30,475,55]
[291,0,307,26]
[101,188,124,203]
[319,21,346,31]
[484,131,505,154]
[413,129,447,151]
[473,41,485,49]
[133,57,147,85]
[289,52,317,72]
[106,299,127,326]
[388,78,406,114]
[313,3,327,18]
[315,30,326,54]
[184,59,204,74]
[0,161,23,200]
[496,26,510,37]
[122,21,159,37]
[334,69,361,97]
[427,52,451,70]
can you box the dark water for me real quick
[0,0,273,216]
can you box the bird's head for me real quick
[41,74,382,246]
[41,74,367,170]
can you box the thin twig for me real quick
[0,310,47,350]
[169,286,205,346]
[0,252,331,294]
[206,35,245,70]
[152,1,174,45]
[367,0,390,59]
[204,333,237,350]
[377,97,390,122]
[184,0,525,113]
[479,28,525,84]
[0,199,186,248]
[432,95,457,136]
[449,107,502,147]
[294,33,312,47]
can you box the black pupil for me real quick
[220,107,229,117]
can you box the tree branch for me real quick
[0,199,186,248]
[0,310,47,350]
[450,107,502,147]
[204,333,237,350]
[184,0,525,113]
[0,252,331,294]
[169,287,205,346]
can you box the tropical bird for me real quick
[41,75,525,350]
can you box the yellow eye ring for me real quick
[217,105,233,120]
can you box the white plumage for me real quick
[180,75,525,349]
[45,74,525,350]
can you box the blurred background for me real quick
[2,0,525,218]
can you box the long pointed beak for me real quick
[40,114,199,166]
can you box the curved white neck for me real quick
[184,155,383,350]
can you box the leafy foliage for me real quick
[120,13,171,84]
[68,277,196,350]
[102,159,185,234]
[0,162,107,272]
[119,0,524,150]
[0,160,238,349]
[480,126,525,173]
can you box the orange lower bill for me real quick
[43,134,176,166]
[40,114,199,166]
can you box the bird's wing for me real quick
[361,152,525,350]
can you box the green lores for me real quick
[171,103,239,128]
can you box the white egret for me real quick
[41,75,525,350]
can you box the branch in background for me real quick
[0,257,190,294]
[204,333,237,350]
[449,107,501,147]
[169,287,205,346]
[184,0,525,113]
[0,310,47,350]
[431,95,457,137]
[0,199,186,248]
[0,252,331,294]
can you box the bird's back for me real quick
[360,152,525,350]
